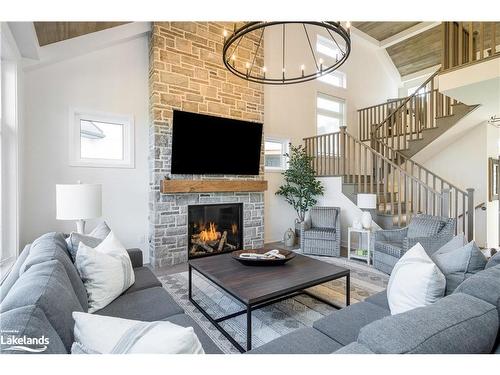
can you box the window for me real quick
[316,35,341,59]
[316,93,345,135]
[318,70,346,88]
[316,35,347,88]
[1,26,20,279]
[407,85,426,97]
[264,138,288,171]
[70,109,134,168]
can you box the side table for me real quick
[347,227,372,265]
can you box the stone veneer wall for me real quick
[149,22,265,267]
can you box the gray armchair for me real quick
[300,207,341,257]
[373,214,456,274]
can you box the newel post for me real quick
[340,126,347,175]
[466,188,475,241]
[441,189,450,218]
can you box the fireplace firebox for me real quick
[187,203,243,259]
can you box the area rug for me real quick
[157,256,389,354]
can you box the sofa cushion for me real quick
[453,264,500,318]
[0,305,67,354]
[435,234,467,255]
[303,228,336,241]
[0,245,30,303]
[333,342,374,354]
[407,215,445,238]
[364,291,390,311]
[0,260,84,352]
[123,267,162,295]
[164,313,222,354]
[313,301,390,345]
[94,286,183,321]
[358,293,498,354]
[19,232,88,311]
[247,327,342,354]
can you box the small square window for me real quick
[318,70,347,88]
[264,138,288,171]
[70,109,134,168]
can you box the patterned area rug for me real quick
[158,255,388,354]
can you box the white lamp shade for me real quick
[357,193,377,209]
[56,184,102,220]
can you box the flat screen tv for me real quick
[171,110,263,175]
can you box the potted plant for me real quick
[276,144,324,238]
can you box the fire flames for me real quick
[198,222,221,242]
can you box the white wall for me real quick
[414,122,498,247]
[21,36,150,262]
[263,30,400,242]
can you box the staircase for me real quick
[304,70,476,240]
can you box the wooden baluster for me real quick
[357,141,361,191]
[480,22,485,59]
[492,22,497,56]
[398,170,402,227]
[430,80,435,128]
[469,22,474,63]
[458,22,463,65]
[448,22,454,68]
[363,145,367,192]
[442,22,447,69]
[384,159,389,214]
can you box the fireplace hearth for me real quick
[188,203,243,259]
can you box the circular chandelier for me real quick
[222,21,351,85]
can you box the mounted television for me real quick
[171,110,263,175]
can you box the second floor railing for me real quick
[442,21,500,72]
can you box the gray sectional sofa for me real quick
[0,232,222,354]
[1,231,499,355]
[249,261,500,354]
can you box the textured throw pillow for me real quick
[485,251,500,269]
[387,243,446,315]
[407,215,445,238]
[432,239,487,295]
[434,234,467,255]
[66,221,111,261]
[75,231,135,313]
[432,240,487,276]
[71,312,204,354]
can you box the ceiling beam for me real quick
[380,22,441,48]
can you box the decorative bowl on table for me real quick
[231,248,296,266]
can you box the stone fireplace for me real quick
[148,22,264,268]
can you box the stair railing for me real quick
[442,22,500,73]
[304,127,475,239]
[357,98,406,142]
[372,138,472,237]
[369,70,458,152]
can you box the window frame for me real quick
[316,92,346,135]
[69,108,135,168]
[264,137,289,172]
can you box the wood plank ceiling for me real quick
[34,22,129,46]
[353,22,442,77]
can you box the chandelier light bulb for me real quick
[223,30,228,37]
[301,64,305,77]
[262,66,267,73]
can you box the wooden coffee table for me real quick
[188,251,350,352]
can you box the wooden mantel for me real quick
[160,179,268,194]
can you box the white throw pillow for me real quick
[71,312,204,354]
[75,231,135,312]
[387,243,446,315]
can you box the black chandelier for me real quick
[222,21,351,85]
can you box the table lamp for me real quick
[357,193,377,229]
[56,183,102,234]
